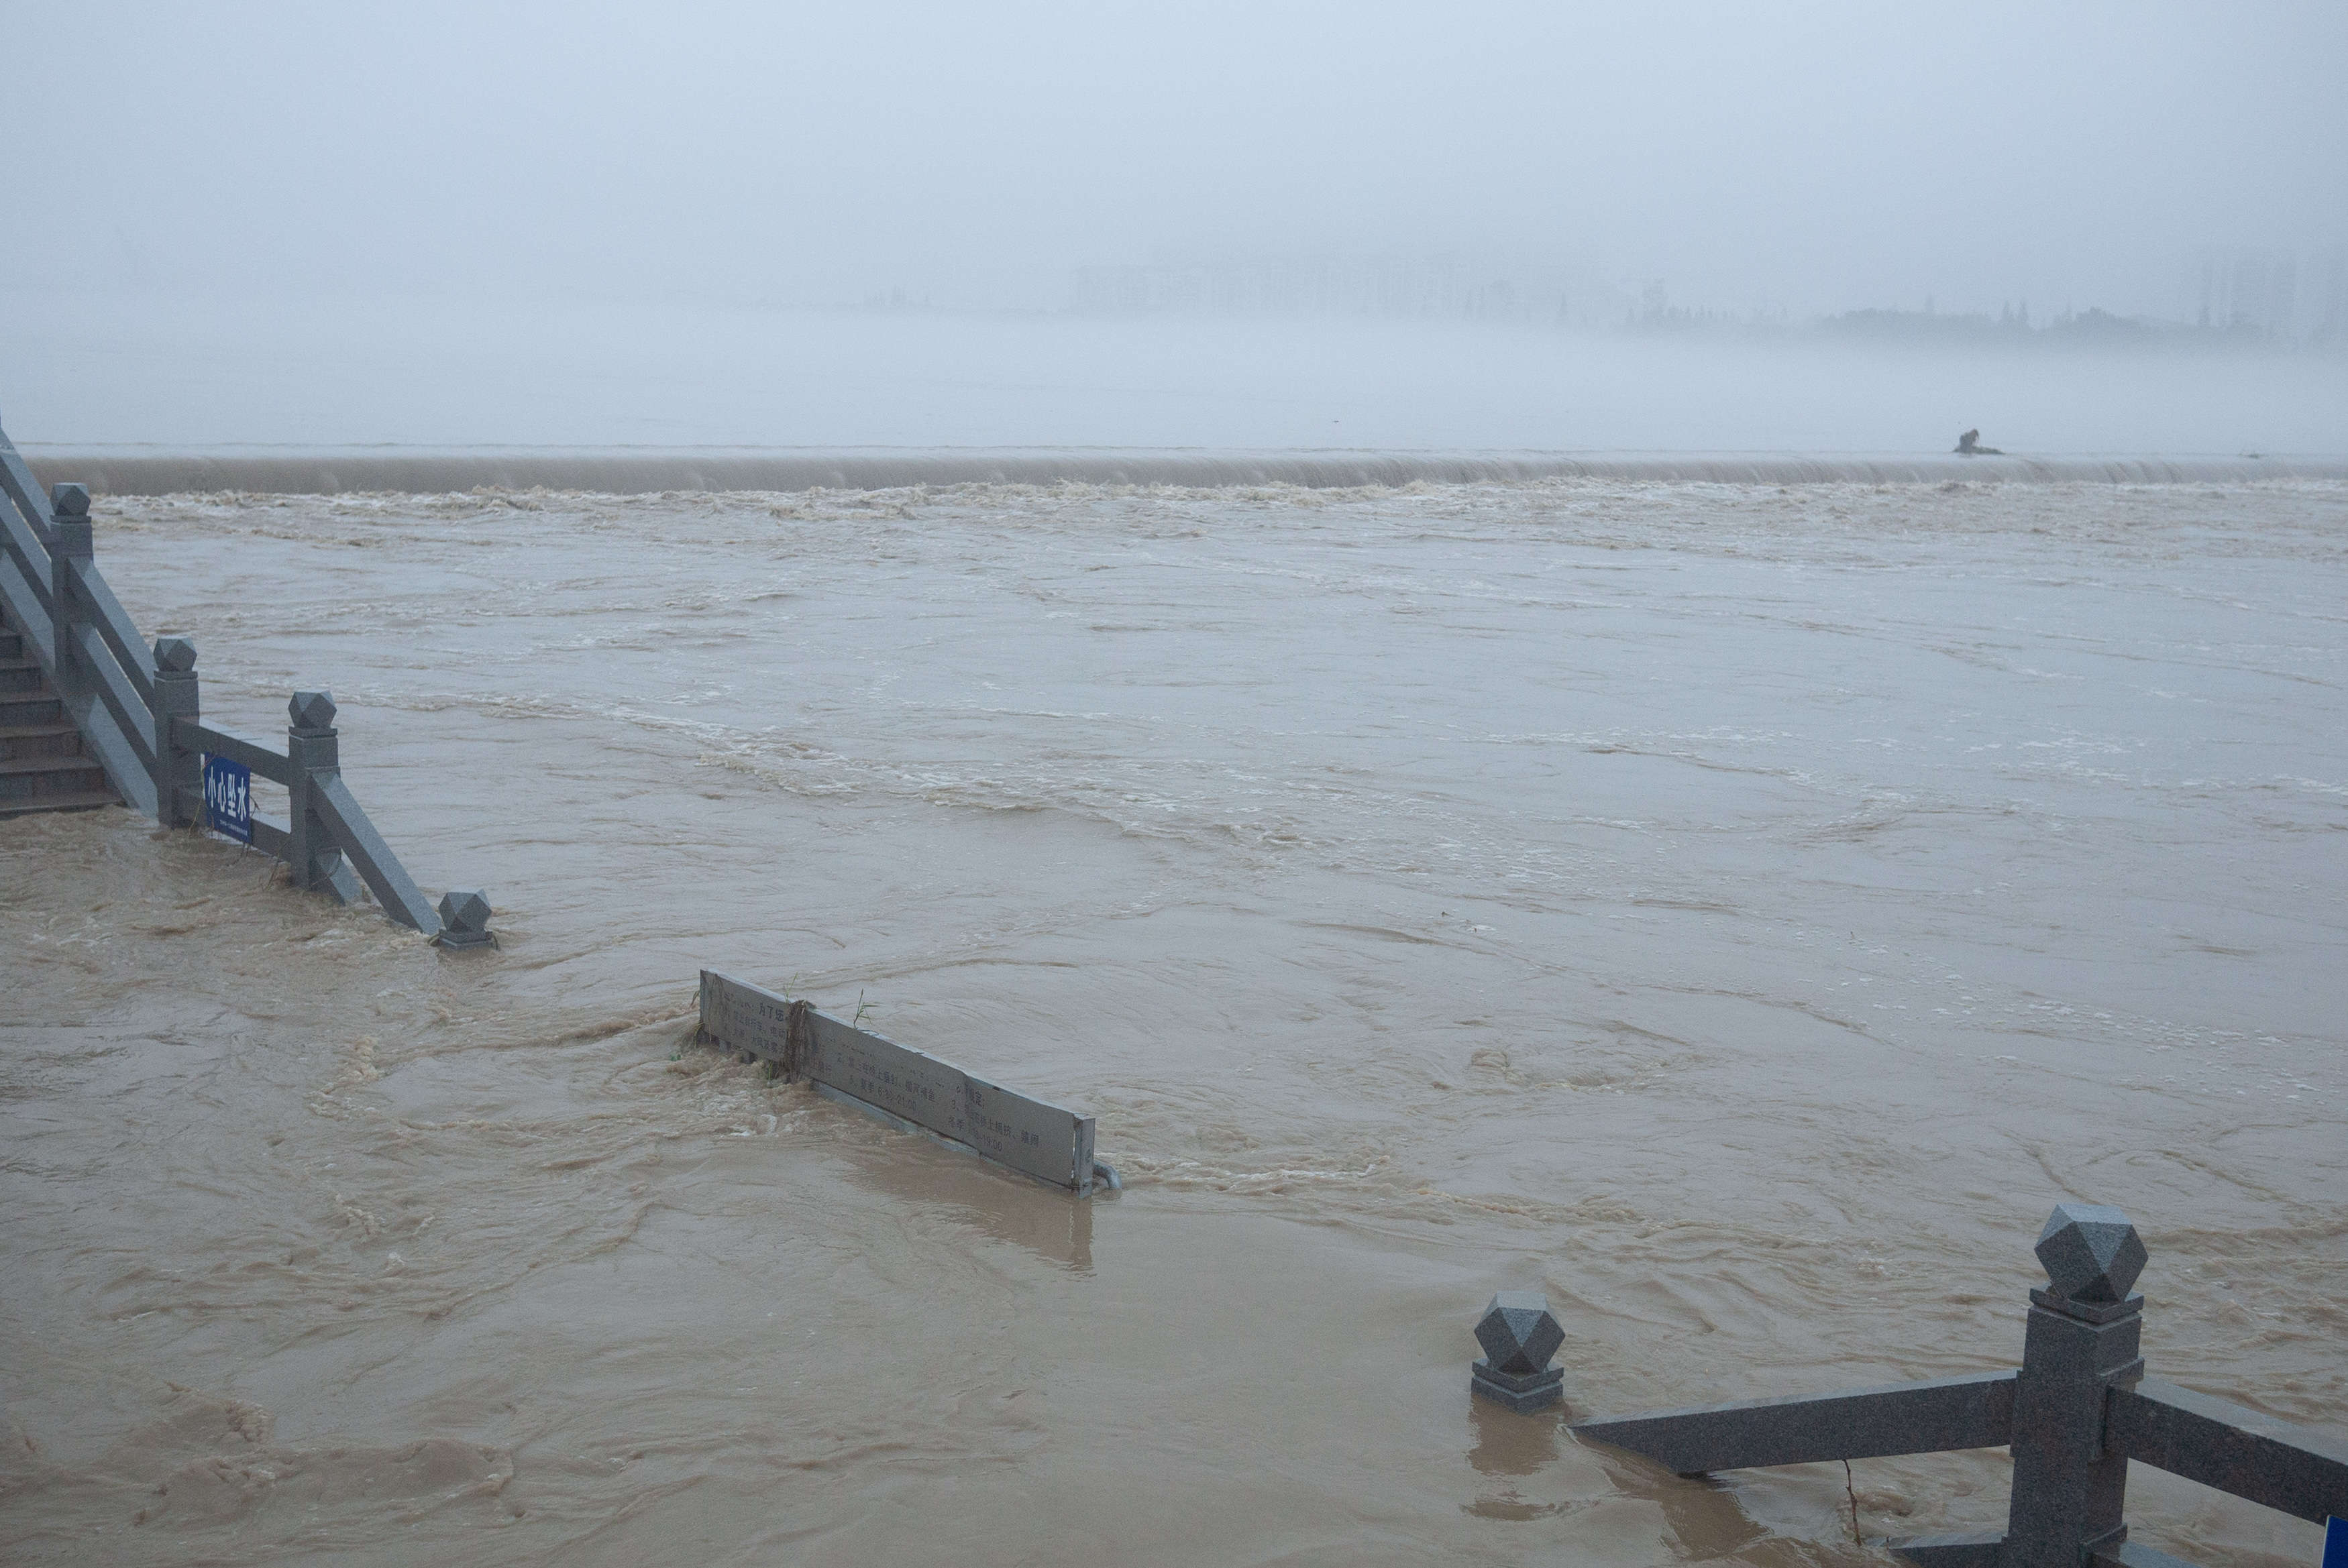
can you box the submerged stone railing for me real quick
[1534,1205,2346,1568]
[698,970,1118,1196]
[0,416,491,945]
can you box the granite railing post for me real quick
[284,689,357,900]
[152,638,200,828]
[434,889,495,950]
[1471,1291,1565,1414]
[1571,1202,2339,1568]
[47,484,91,710]
[2000,1204,2149,1567]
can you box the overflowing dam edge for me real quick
[21,448,2347,496]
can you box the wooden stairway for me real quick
[0,608,120,818]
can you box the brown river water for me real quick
[3,476,2343,1565]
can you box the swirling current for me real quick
[3,473,2343,1565]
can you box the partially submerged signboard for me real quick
[202,752,252,844]
[697,970,1111,1197]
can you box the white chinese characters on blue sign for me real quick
[203,753,252,844]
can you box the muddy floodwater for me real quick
[4,476,2344,1565]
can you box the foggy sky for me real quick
[6,1,2344,318]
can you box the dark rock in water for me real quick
[1955,429,2005,456]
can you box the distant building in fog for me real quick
[2311,249,2347,345]
[1067,253,1631,327]
[2190,248,2298,338]
[1067,247,2345,349]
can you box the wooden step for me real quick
[0,657,44,694]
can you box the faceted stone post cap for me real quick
[1475,1290,1564,1376]
[2035,1202,2146,1304]
[288,690,337,731]
[438,889,492,934]
[153,636,197,673]
[50,482,91,518]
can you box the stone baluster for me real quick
[1471,1291,1566,1414]
[284,689,354,899]
[47,484,90,708]
[2001,1204,2148,1567]
[152,637,200,827]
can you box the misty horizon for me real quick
[5,11,2348,1566]
[5,2,2345,449]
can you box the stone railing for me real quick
[1474,1205,2346,1567]
[0,416,490,946]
